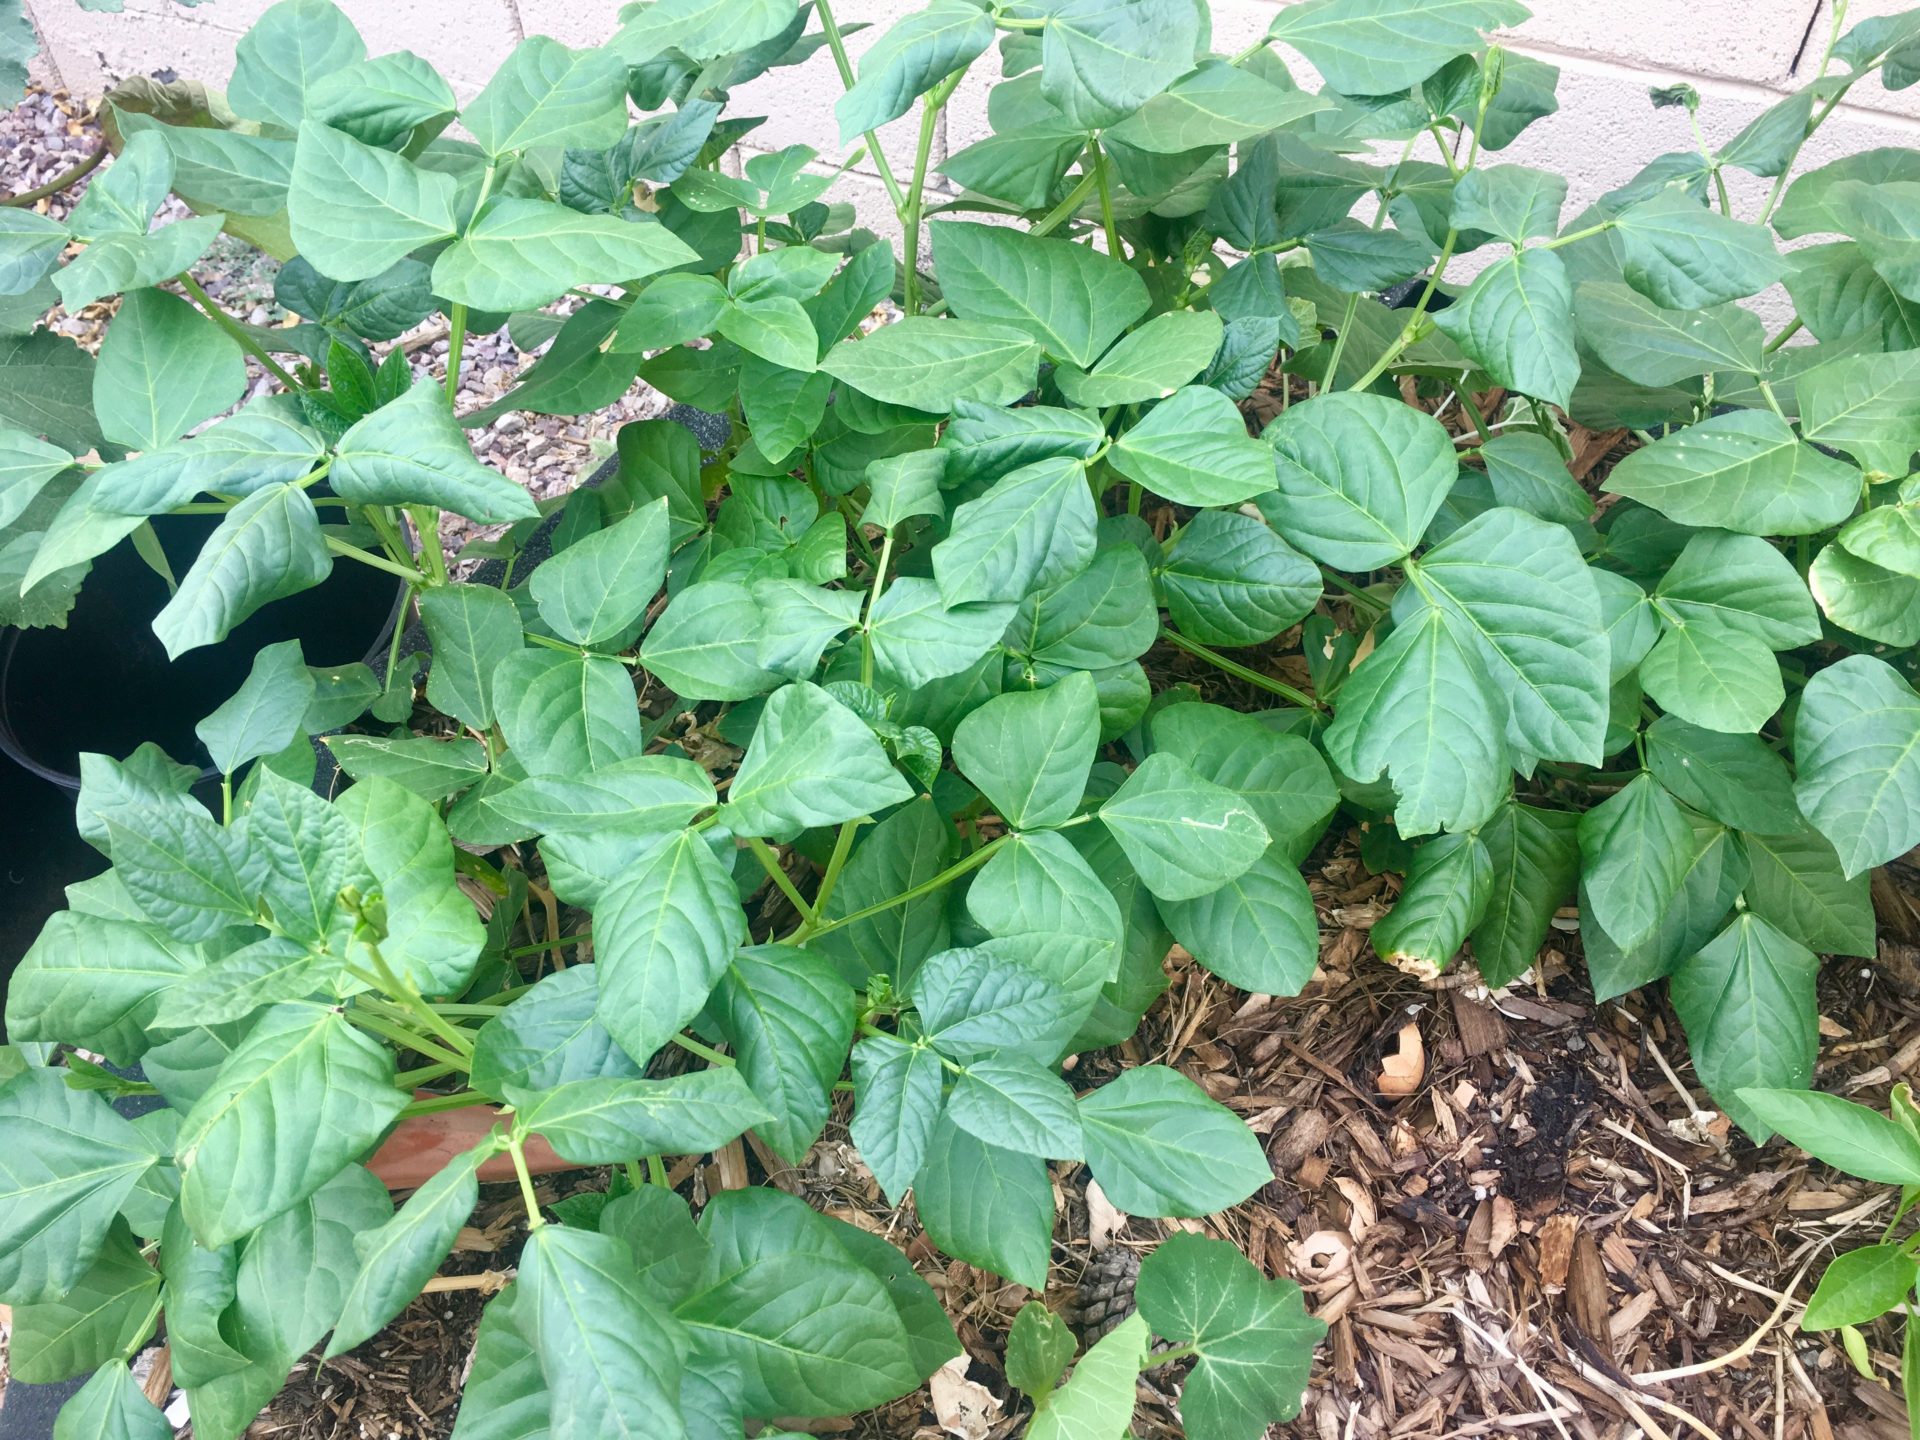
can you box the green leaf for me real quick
[1304,219,1436,294]
[677,1187,916,1416]
[1134,1232,1323,1438]
[1643,716,1801,834]
[1411,505,1609,765]
[913,1116,1053,1289]
[1583,818,1746,1002]
[237,769,354,943]
[1105,60,1329,152]
[325,1143,488,1358]
[1669,913,1817,1141]
[470,966,641,1099]
[1098,752,1269,903]
[1268,0,1528,95]
[1577,773,1695,953]
[1573,281,1765,388]
[1372,831,1493,972]
[91,401,326,518]
[1039,0,1199,130]
[594,828,747,1067]
[1006,1301,1077,1400]
[1825,179,1920,302]
[518,1225,688,1440]
[447,1288,547,1440]
[1054,310,1223,408]
[933,455,1097,606]
[529,497,670,649]
[1323,604,1510,837]
[1029,1314,1149,1440]
[611,0,800,63]
[708,944,856,1163]
[948,1053,1083,1160]
[913,941,1082,1064]
[727,682,913,835]
[1810,540,1920,646]
[1107,386,1272,507]
[1736,1089,1920,1185]
[1450,164,1566,245]
[929,221,1149,369]
[151,483,332,659]
[196,639,314,777]
[1157,850,1318,997]
[952,670,1099,831]
[176,1006,404,1247]
[303,51,457,147]
[434,200,697,312]
[821,318,1040,412]
[511,1068,771,1163]
[1803,1245,1920,1332]
[1793,655,1920,878]
[1613,192,1784,309]
[1432,248,1581,409]
[94,288,246,454]
[1604,409,1860,536]
[5,912,195,1066]
[0,209,70,299]
[1079,1064,1269,1217]
[850,1034,946,1204]
[1638,620,1783,734]
[464,38,628,158]
[335,776,485,993]
[11,1224,157,1381]
[716,295,820,373]
[837,0,997,142]
[0,1072,158,1304]
[149,936,321,1032]
[937,122,1088,209]
[814,797,955,989]
[288,122,458,282]
[1717,91,1813,177]
[1158,509,1319,649]
[419,583,522,731]
[1470,801,1579,988]
[1742,829,1876,960]
[51,1364,171,1440]
[97,791,263,943]
[1259,391,1455,569]
[333,381,536,522]
[327,735,486,801]
[1013,543,1157,672]
[1797,348,1920,477]
[640,580,783,702]
[862,580,1009,688]
[1656,530,1820,650]
[228,0,367,122]
[1150,702,1337,862]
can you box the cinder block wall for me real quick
[23,0,1920,238]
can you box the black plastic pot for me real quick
[0,511,407,969]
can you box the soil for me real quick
[7,83,1920,1440]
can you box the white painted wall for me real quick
[21,0,1920,236]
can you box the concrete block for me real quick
[35,0,521,100]
[1496,0,1820,87]
[1804,0,1920,120]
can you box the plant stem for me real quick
[745,835,818,923]
[175,273,303,391]
[1346,227,1455,392]
[445,302,469,406]
[861,529,895,688]
[1160,628,1326,712]
[812,816,862,920]
[3,142,106,207]
[815,0,910,215]
[1320,568,1389,615]
[408,504,451,585]
[398,1089,491,1119]
[356,943,477,1058]
[647,1154,669,1188]
[1764,317,1804,353]
[326,535,424,582]
[1090,139,1123,258]
[507,1136,545,1229]
[796,834,1010,942]
[1536,220,1616,251]
[351,1009,471,1070]
[670,1032,736,1067]
[1031,168,1101,237]
[901,77,954,314]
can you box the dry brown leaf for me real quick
[1085,1178,1126,1252]
[929,1355,999,1440]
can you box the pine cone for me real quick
[1063,1247,1140,1344]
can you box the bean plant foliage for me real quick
[1,0,1919,1432]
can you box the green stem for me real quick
[670,1033,736,1067]
[796,834,1010,942]
[355,944,477,1059]
[398,1089,491,1119]
[1764,317,1804,354]
[647,1154,669,1188]
[326,536,423,582]
[901,77,955,314]
[445,303,469,406]
[507,1136,545,1229]
[1320,568,1389,615]
[816,0,910,214]
[1320,291,1362,391]
[1757,376,1788,420]
[1031,168,1101,237]
[1090,138,1123,259]
[176,273,302,391]
[3,142,105,207]
[625,1160,647,1190]
[408,504,451,586]
[1160,628,1326,712]
[746,835,818,923]
[1346,227,1456,392]
[506,931,590,961]
[1151,1344,1200,1367]
[812,816,862,920]
[351,1009,471,1071]
[861,529,895,688]
[1535,220,1617,251]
